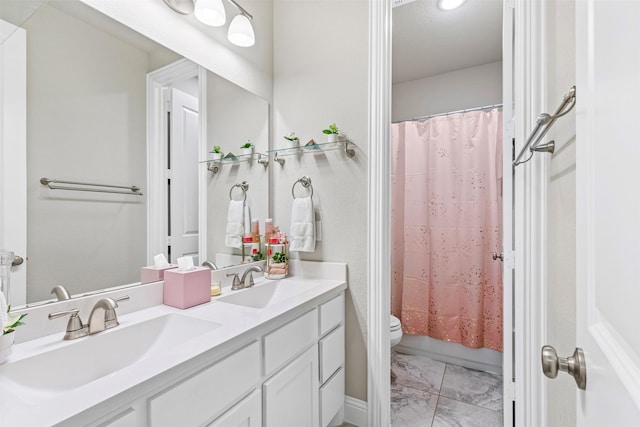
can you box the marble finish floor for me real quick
[391,351,503,427]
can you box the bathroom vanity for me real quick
[0,262,347,427]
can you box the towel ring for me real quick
[292,176,313,199]
[229,181,249,202]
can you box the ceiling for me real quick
[392,0,503,84]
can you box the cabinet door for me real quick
[263,346,319,427]
[208,390,261,427]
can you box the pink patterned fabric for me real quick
[391,109,503,351]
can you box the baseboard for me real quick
[344,396,367,427]
[394,343,502,375]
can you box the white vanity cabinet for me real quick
[68,290,345,427]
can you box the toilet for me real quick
[390,315,403,348]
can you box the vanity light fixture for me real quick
[437,0,467,10]
[194,0,226,27]
[162,0,255,47]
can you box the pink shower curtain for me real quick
[391,109,503,351]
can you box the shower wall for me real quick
[392,61,502,122]
[392,60,503,374]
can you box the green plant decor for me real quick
[240,140,253,149]
[322,123,339,135]
[213,145,222,154]
[272,252,287,264]
[251,252,265,261]
[2,305,27,335]
[284,132,300,142]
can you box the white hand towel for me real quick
[289,196,316,252]
[225,200,247,249]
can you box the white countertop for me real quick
[0,262,347,426]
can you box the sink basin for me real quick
[217,279,314,309]
[0,314,221,399]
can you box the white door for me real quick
[169,88,199,264]
[574,1,640,424]
[0,23,27,306]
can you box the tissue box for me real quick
[163,267,211,309]
[141,264,178,284]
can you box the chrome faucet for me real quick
[240,266,263,288]
[51,285,71,301]
[48,295,129,340]
[202,260,218,270]
[88,296,129,335]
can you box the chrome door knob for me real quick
[541,345,587,390]
[491,252,504,261]
[11,256,23,266]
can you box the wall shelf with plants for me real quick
[200,143,269,174]
[270,126,357,162]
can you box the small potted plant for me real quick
[322,123,340,143]
[284,132,300,145]
[211,145,223,161]
[1,296,27,363]
[240,140,254,157]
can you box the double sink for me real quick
[0,277,315,405]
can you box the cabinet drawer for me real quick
[319,293,344,335]
[319,325,344,384]
[264,309,318,375]
[320,367,344,427]
[149,341,260,427]
[208,389,261,427]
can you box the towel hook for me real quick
[229,181,249,202]
[292,176,313,199]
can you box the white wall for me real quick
[273,0,368,401]
[24,4,149,302]
[206,70,269,264]
[392,61,502,122]
[545,0,577,425]
[81,0,273,102]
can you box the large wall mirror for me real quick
[1,0,269,307]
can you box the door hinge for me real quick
[166,169,172,180]
[166,236,172,246]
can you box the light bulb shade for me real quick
[438,0,467,10]
[228,14,255,47]
[194,0,226,27]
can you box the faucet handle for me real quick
[48,309,87,340]
[226,272,242,290]
[104,296,129,329]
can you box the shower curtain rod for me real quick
[393,103,503,124]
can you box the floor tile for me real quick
[432,396,503,427]
[391,383,439,427]
[392,351,447,394]
[439,364,503,411]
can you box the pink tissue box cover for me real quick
[163,266,211,309]
[141,264,178,284]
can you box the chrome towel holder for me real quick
[40,177,143,196]
[229,181,249,202]
[513,85,576,167]
[292,176,313,199]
